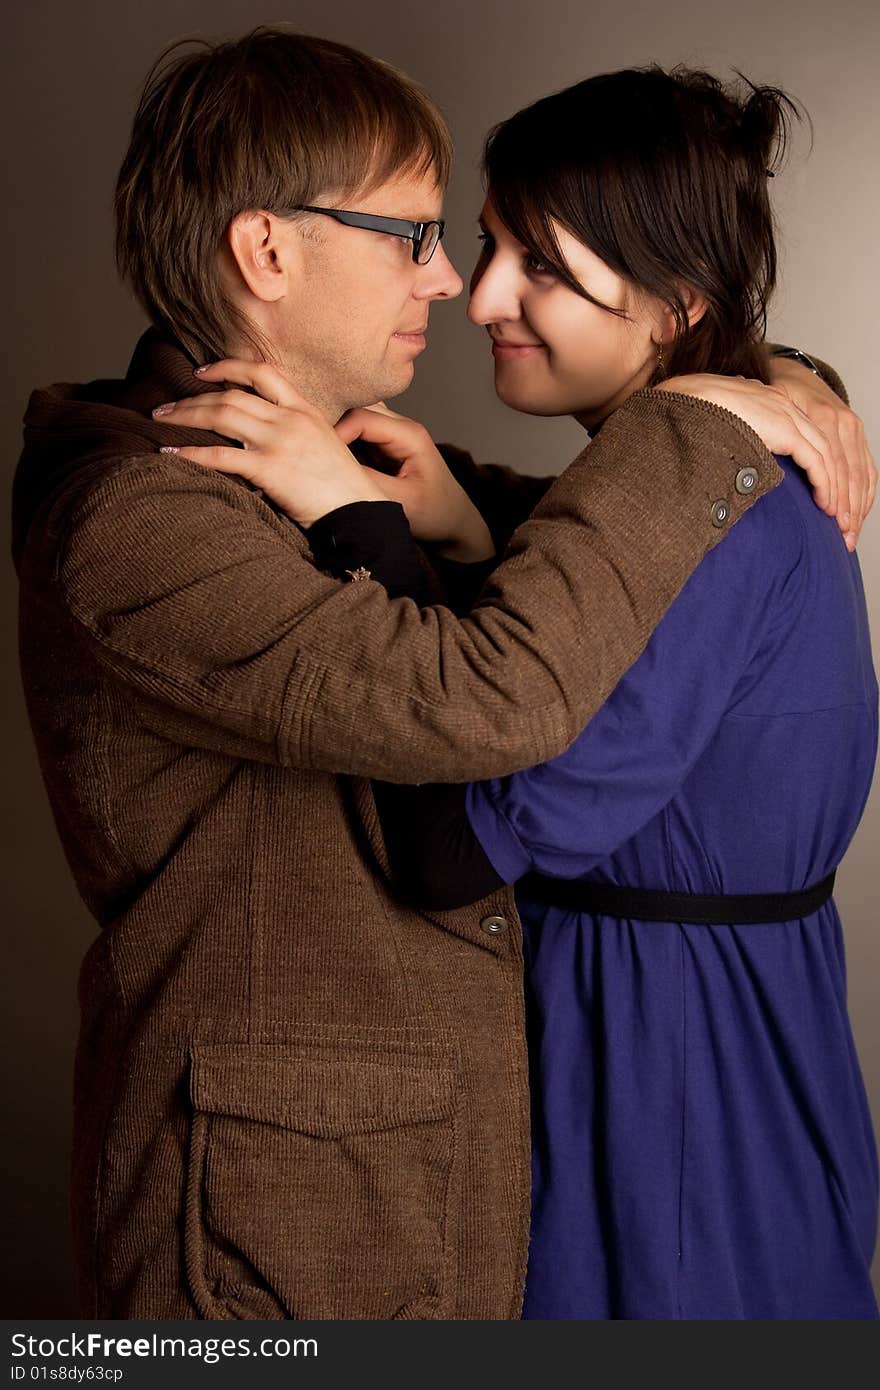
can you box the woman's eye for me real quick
[476,231,494,250]
[524,253,554,277]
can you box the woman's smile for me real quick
[490,333,546,360]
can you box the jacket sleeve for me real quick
[465,475,801,883]
[56,388,782,783]
[366,466,803,910]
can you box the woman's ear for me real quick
[680,283,708,330]
[654,287,709,349]
[657,286,709,344]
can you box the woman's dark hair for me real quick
[483,67,805,382]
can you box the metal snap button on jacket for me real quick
[480,914,509,935]
[710,498,730,527]
[735,467,758,495]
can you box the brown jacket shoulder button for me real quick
[735,467,759,495]
[710,498,730,527]
[480,914,509,935]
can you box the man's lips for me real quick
[392,324,428,352]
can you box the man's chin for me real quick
[368,363,416,405]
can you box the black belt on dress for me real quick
[517,870,837,926]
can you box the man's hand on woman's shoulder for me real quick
[658,367,875,551]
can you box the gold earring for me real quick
[656,340,665,378]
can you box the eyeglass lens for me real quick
[417,223,440,265]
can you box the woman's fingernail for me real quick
[194,365,209,375]
[152,402,175,416]
[842,512,850,523]
[159,446,179,454]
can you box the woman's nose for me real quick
[467,260,520,326]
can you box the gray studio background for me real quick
[3,0,878,1314]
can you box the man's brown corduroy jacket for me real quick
[13,331,791,1319]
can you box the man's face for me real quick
[268,169,463,418]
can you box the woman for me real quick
[163,67,877,1317]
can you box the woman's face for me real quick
[468,198,663,427]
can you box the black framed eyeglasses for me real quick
[285,205,445,264]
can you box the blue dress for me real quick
[466,456,879,1319]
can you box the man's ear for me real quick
[225,211,293,303]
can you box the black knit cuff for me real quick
[425,553,497,615]
[306,501,429,602]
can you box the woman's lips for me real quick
[491,339,545,360]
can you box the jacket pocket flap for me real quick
[190,1044,458,1138]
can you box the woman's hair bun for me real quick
[733,73,807,177]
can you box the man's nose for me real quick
[467,259,519,326]
[416,242,463,300]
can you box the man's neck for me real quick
[224,340,345,424]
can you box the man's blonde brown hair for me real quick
[115,27,453,363]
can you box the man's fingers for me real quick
[796,410,836,519]
[835,415,862,536]
[850,438,878,548]
[857,428,876,534]
[866,440,878,520]
[784,407,832,513]
[792,437,831,511]
[798,412,837,518]
[826,424,851,533]
[830,413,871,546]
[193,358,313,411]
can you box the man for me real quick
[12,27,863,1319]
